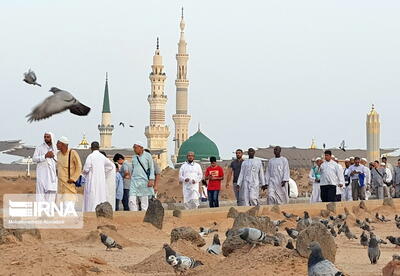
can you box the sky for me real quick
[1,0,399,162]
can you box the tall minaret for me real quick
[172,7,191,163]
[98,73,114,149]
[145,38,170,170]
[366,104,380,162]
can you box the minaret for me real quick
[145,38,170,170]
[366,104,380,162]
[172,7,191,163]
[98,73,114,149]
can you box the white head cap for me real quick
[315,157,322,161]
[331,155,335,158]
[361,158,368,162]
[381,162,386,166]
[58,136,69,145]
[349,156,355,160]
[345,158,350,162]
[134,141,145,148]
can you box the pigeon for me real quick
[297,211,312,230]
[308,241,344,276]
[272,219,286,227]
[360,223,374,232]
[206,234,221,255]
[387,236,400,247]
[381,215,391,222]
[396,221,400,229]
[368,234,381,264]
[23,69,41,87]
[286,239,295,250]
[129,125,134,128]
[285,227,299,240]
[163,244,203,274]
[375,212,389,222]
[395,215,400,223]
[119,122,125,127]
[99,233,122,251]
[330,227,337,238]
[355,218,363,226]
[339,140,346,152]
[199,225,218,237]
[27,87,91,122]
[282,211,297,219]
[337,214,347,221]
[344,227,357,240]
[319,219,329,227]
[237,227,278,246]
[365,218,373,224]
[360,231,369,248]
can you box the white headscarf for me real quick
[44,131,57,160]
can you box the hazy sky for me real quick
[1,0,399,161]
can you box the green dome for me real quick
[177,131,220,163]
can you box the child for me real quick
[115,163,124,211]
[205,156,224,208]
[200,180,208,202]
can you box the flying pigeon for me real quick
[360,231,369,248]
[163,244,203,274]
[285,227,299,240]
[119,122,125,127]
[99,233,122,251]
[26,87,90,122]
[308,241,343,276]
[386,236,400,247]
[339,140,346,152]
[368,234,381,264]
[129,125,134,128]
[206,234,221,255]
[286,239,295,250]
[23,69,41,87]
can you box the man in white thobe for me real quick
[33,132,57,203]
[309,157,322,203]
[265,146,290,205]
[82,142,114,212]
[179,152,203,209]
[342,159,352,201]
[99,151,117,211]
[237,148,265,206]
[320,150,344,202]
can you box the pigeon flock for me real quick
[23,69,91,122]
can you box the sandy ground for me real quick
[1,200,400,276]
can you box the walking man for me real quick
[179,152,203,209]
[309,157,322,203]
[371,161,388,199]
[205,156,224,208]
[113,153,130,211]
[319,150,344,202]
[82,142,115,212]
[33,132,58,203]
[342,159,352,201]
[226,149,244,205]
[129,142,155,211]
[237,148,264,206]
[348,157,368,200]
[265,146,290,205]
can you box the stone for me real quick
[89,257,107,265]
[97,225,117,232]
[383,198,395,208]
[326,202,336,213]
[172,209,182,218]
[270,205,281,214]
[95,202,113,219]
[89,266,102,273]
[344,207,350,216]
[227,207,239,219]
[246,205,260,216]
[275,232,287,247]
[232,213,276,234]
[222,234,247,257]
[382,260,400,276]
[0,219,41,245]
[170,227,206,247]
[143,198,164,229]
[320,209,330,218]
[296,222,337,263]
[359,200,367,210]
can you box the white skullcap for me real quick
[345,158,350,162]
[334,157,339,161]
[58,136,69,145]
[349,156,355,159]
[381,162,386,166]
[134,141,145,148]
[361,158,368,162]
[315,157,322,161]
[331,155,335,158]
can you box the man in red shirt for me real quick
[205,156,224,208]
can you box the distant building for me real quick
[98,73,114,149]
[310,139,317,149]
[76,134,90,149]
[366,104,380,162]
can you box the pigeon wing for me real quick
[30,71,37,82]
[69,101,91,116]
[309,260,339,276]
[27,91,76,122]
[105,236,115,246]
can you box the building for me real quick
[98,73,114,149]
[310,139,317,149]
[366,104,380,162]
[172,8,191,164]
[145,38,170,170]
[76,134,90,149]
[177,129,220,163]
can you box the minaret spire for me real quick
[98,72,114,148]
[156,37,159,50]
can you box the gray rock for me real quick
[344,207,351,216]
[143,198,164,229]
[320,209,330,218]
[296,222,337,263]
[246,205,260,216]
[95,202,113,219]
[172,209,182,218]
[383,198,395,208]
[222,234,247,257]
[232,213,275,234]
[227,207,239,219]
[170,227,206,247]
[326,202,336,213]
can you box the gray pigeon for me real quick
[286,239,295,250]
[99,233,122,251]
[206,234,221,255]
[237,227,278,246]
[368,234,381,264]
[344,227,357,240]
[163,244,203,274]
[272,219,286,227]
[386,236,400,247]
[360,231,369,248]
[285,227,299,239]
[23,69,41,87]
[199,224,218,237]
[27,87,91,122]
[308,241,343,276]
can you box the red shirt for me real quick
[205,165,224,191]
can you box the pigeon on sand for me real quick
[206,234,221,255]
[368,233,381,264]
[308,241,344,276]
[23,69,41,87]
[99,233,122,251]
[163,244,203,274]
[26,87,90,122]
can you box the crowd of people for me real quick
[33,132,400,212]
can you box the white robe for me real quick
[32,139,57,203]
[237,158,265,206]
[265,157,290,205]
[105,159,116,211]
[82,150,114,212]
[309,167,321,203]
[179,161,203,209]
